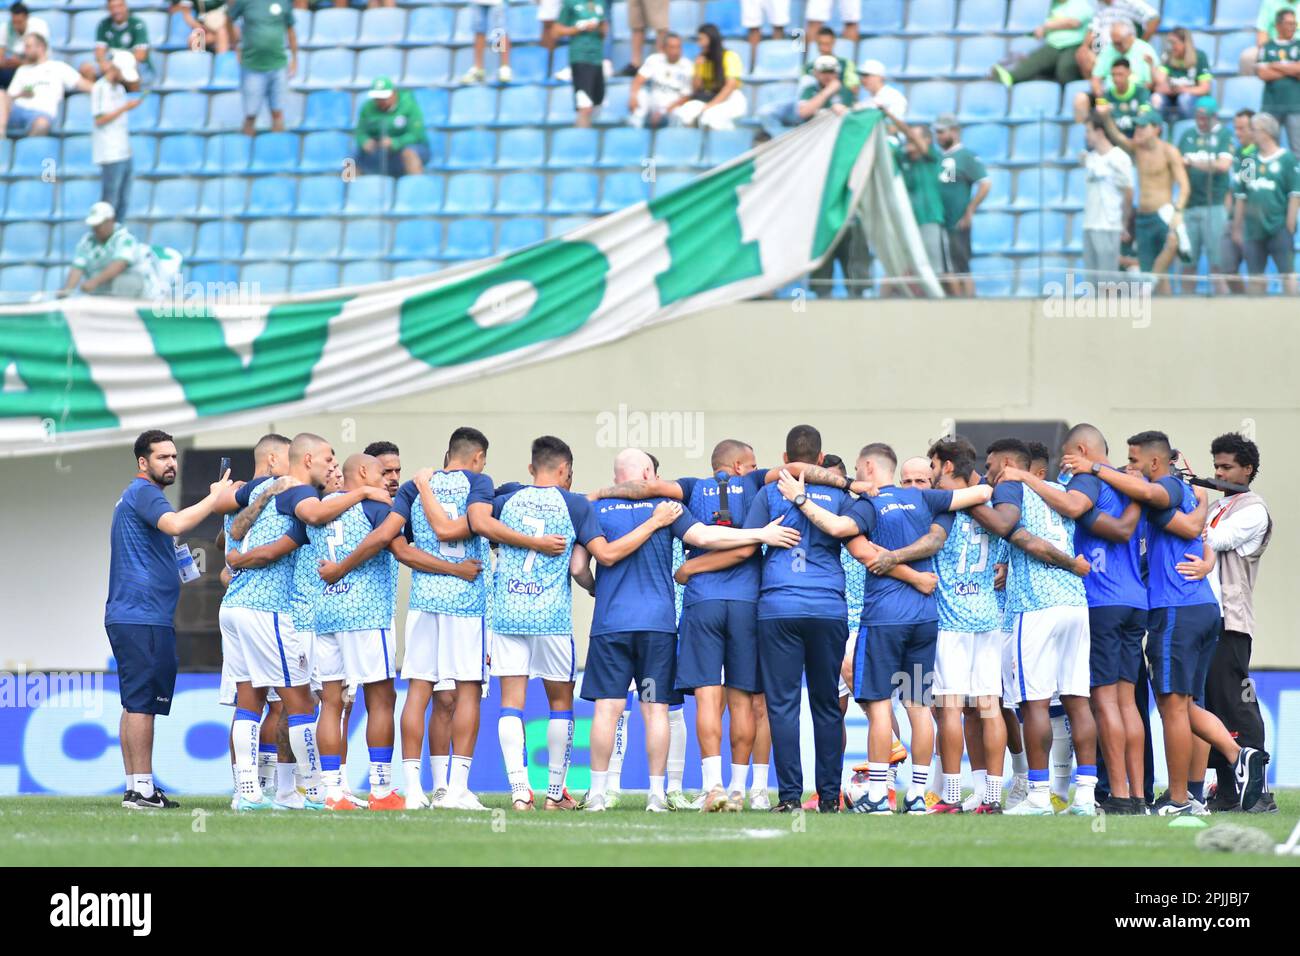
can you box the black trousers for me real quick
[1205,629,1267,798]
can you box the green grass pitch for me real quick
[4,792,1300,867]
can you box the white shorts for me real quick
[314,630,347,684]
[537,0,561,21]
[403,610,488,684]
[838,624,858,698]
[489,631,576,682]
[321,627,397,687]
[1004,606,1090,704]
[222,605,312,690]
[741,0,791,29]
[934,629,1002,699]
[804,0,862,22]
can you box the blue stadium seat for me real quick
[359,7,406,46]
[291,261,340,293]
[443,218,495,259]
[1007,34,1040,58]
[499,217,546,251]
[446,129,497,169]
[598,127,650,168]
[6,181,54,219]
[548,127,599,167]
[505,4,543,43]
[859,0,904,33]
[958,80,1009,121]
[1010,169,1064,209]
[67,11,99,51]
[404,47,452,86]
[148,179,200,218]
[127,134,155,172]
[54,179,99,221]
[752,40,802,79]
[598,172,649,212]
[1008,126,1054,164]
[1055,168,1085,211]
[970,256,1015,296]
[704,129,751,165]
[63,94,93,134]
[751,80,797,115]
[497,128,547,169]
[1013,212,1066,252]
[340,219,389,259]
[653,127,703,166]
[127,94,160,132]
[548,172,598,214]
[906,81,958,121]
[248,132,299,173]
[341,260,389,286]
[159,10,191,51]
[901,37,955,78]
[1221,76,1263,114]
[443,173,496,214]
[192,221,244,262]
[390,219,443,259]
[50,221,82,263]
[955,0,1006,33]
[60,136,96,177]
[1214,0,1259,30]
[356,47,402,90]
[149,222,197,260]
[302,49,356,89]
[392,175,445,214]
[1063,121,1085,157]
[668,0,697,35]
[0,224,49,263]
[450,5,477,44]
[1059,79,1090,119]
[546,86,577,125]
[289,219,342,260]
[857,37,906,76]
[156,91,208,132]
[301,91,353,132]
[652,171,695,197]
[309,8,360,48]
[548,215,595,236]
[0,265,46,297]
[208,92,245,130]
[413,88,450,126]
[299,132,351,173]
[508,45,551,84]
[344,177,394,216]
[1005,0,1049,33]
[160,50,211,90]
[495,172,546,214]
[980,168,1012,208]
[137,10,165,44]
[704,0,742,36]
[970,212,1013,254]
[40,11,70,48]
[198,177,247,217]
[392,259,442,279]
[1215,31,1254,74]
[246,176,298,218]
[405,6,455,45]
[954,36,1005,78]
[295,175,346,216]
[154,134,205,174]
[448,86,498,127]
[242,262,290,295]
[1163,0,1211,31]
[597,82,631,125]
[210,52,240,91]
[10,137,59,178]
[904,0,955,34]
[1007,80,1060,120]
[189,264,241,289]
[498,85,548,126]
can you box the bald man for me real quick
[577,448,803,811]
[899,457,933,489]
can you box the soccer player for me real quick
[775,440,992,814]
[1062,432,1270,813]
[579,448,801,812]
[364,440,402,498]
[1002,424,1149,814]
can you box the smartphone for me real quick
[219,456,230,478]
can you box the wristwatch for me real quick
[1090,462,1103,475]
[793,493,808,508]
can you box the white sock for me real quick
[1010,747,1028,776]
[402,758,423,797]
[888,765,898,791]
[590,769,608,799]
[702,754,723,791]
[728,762,748,795]
[751,762,769,793]
[867,762,889,802]
[134,773,155,799]
[943,772,962,805]
[1050,714,1073,801]
[275,762,296,800]
[125,773,134,794]
[1028,773,1051,806]
[232,709,261,800]
[649,775,666,799]
[928,753,943,796]
[984,774,1003,805]
[1075,769,1098,807]
[608,708,631,793]
[322,766,343,798]
[449,755,472,795]
[546,711,574,802]
[909,764,931,801]
[286,713,323,801]
[256,745,276,791]
[499,710,530,799]
[431,754,450,791]
[229,761,237,794]
[339,762,350,791]
[369,747,394,798]
[667,707,686,792]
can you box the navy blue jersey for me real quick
[105,477,178,627]
[745,482,852,621]
[1146,475,1216,609]
[677,469,769,606]
[590,497,698,636]
[848,486,954,625]
[1069,468,1147,610]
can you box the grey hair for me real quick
[1251,112,1281,141]
[1111,19,1136,37]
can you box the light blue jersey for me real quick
[290,541,318,632]
[672,537,685,627]
[935,510,1001,633]
[397,472,492,617]
[307,496,396,633]
[994,536,1012,631]
[840,546,866,631]
[490,484,603,636]
[222,481,305,614]
[996,481,1087,613]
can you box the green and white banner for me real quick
[0,110,935,457]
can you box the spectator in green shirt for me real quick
[934,113,991,297]
[1217,109,1257,294]
[1152,27,1212,122]
[1240,0,1299,77]
[353,76,428,177]
[1232,112,1299,293]
[992,0,1091,87]
[94,0,151,85]
[59,201,161,299]
[882,106,946,286]
[1177,96,1233,284]
[1088,58,1153,137]
[226,0,297,136]
[1258,9,1300,152]
[555,0,607,128]
[1072,18,1163,125]
[796,55,853,121]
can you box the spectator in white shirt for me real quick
[0,32,92,138]
[857,58,907,124]
[628,31,693,128]
[1,2,49,89]
[1082,112,1134,281]
[93,49,142,221]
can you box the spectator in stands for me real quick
[1,3,48,89]
[538,0,561,74]
[59,202,161,299]
[1096,106,1190,293]
[353,76,428,177]
[677,23,747,130]
[1075,57,1153,134]
[796,55,853,121]
[934,114,990,297]
[555,0,607,128]
[1177,96,1233,286]
[757,27,857,141]
[1076,0,1159,78]
[991,0,1091,87]
[628,30,693,128]
[1232,112,1299,294]
[227,0,297,136]
[95,0,152,85]
[622,0,668,77]
[1217,108,1256,294]
[93,50,141,222]
[1082,112,1134,281]
[1240,0,1298,79]
[1152,27,1212,123]
[170,1,231,55]
[1257,8,1300,152]
[462,0,512,85]
[806,0,859,46]
[742,0,788,65]
[0,31,92,139]
[881,106,946,280]
[857,58,907,121]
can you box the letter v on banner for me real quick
[811,112,878,261]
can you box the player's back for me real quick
[1146,478,1215,609]
[752,482,847,619]
[492,484,581,636]
[678,470,767,606]
[223,480,301,613]
[306,494,395,632]
[591,496,685,636]
[858,485,951,625]
[840,545,867,629]
[935,509,1001,633]
[401,471,491,616]
[1006,482,1086,612]
[1069,468,1147,609]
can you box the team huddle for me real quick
[211,421,1271,817]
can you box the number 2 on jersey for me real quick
[325,520,345,564]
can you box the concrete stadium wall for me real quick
[5,296,1298,670]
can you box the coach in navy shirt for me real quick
[106,429,231,809]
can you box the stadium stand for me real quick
[0,0,1292,300]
